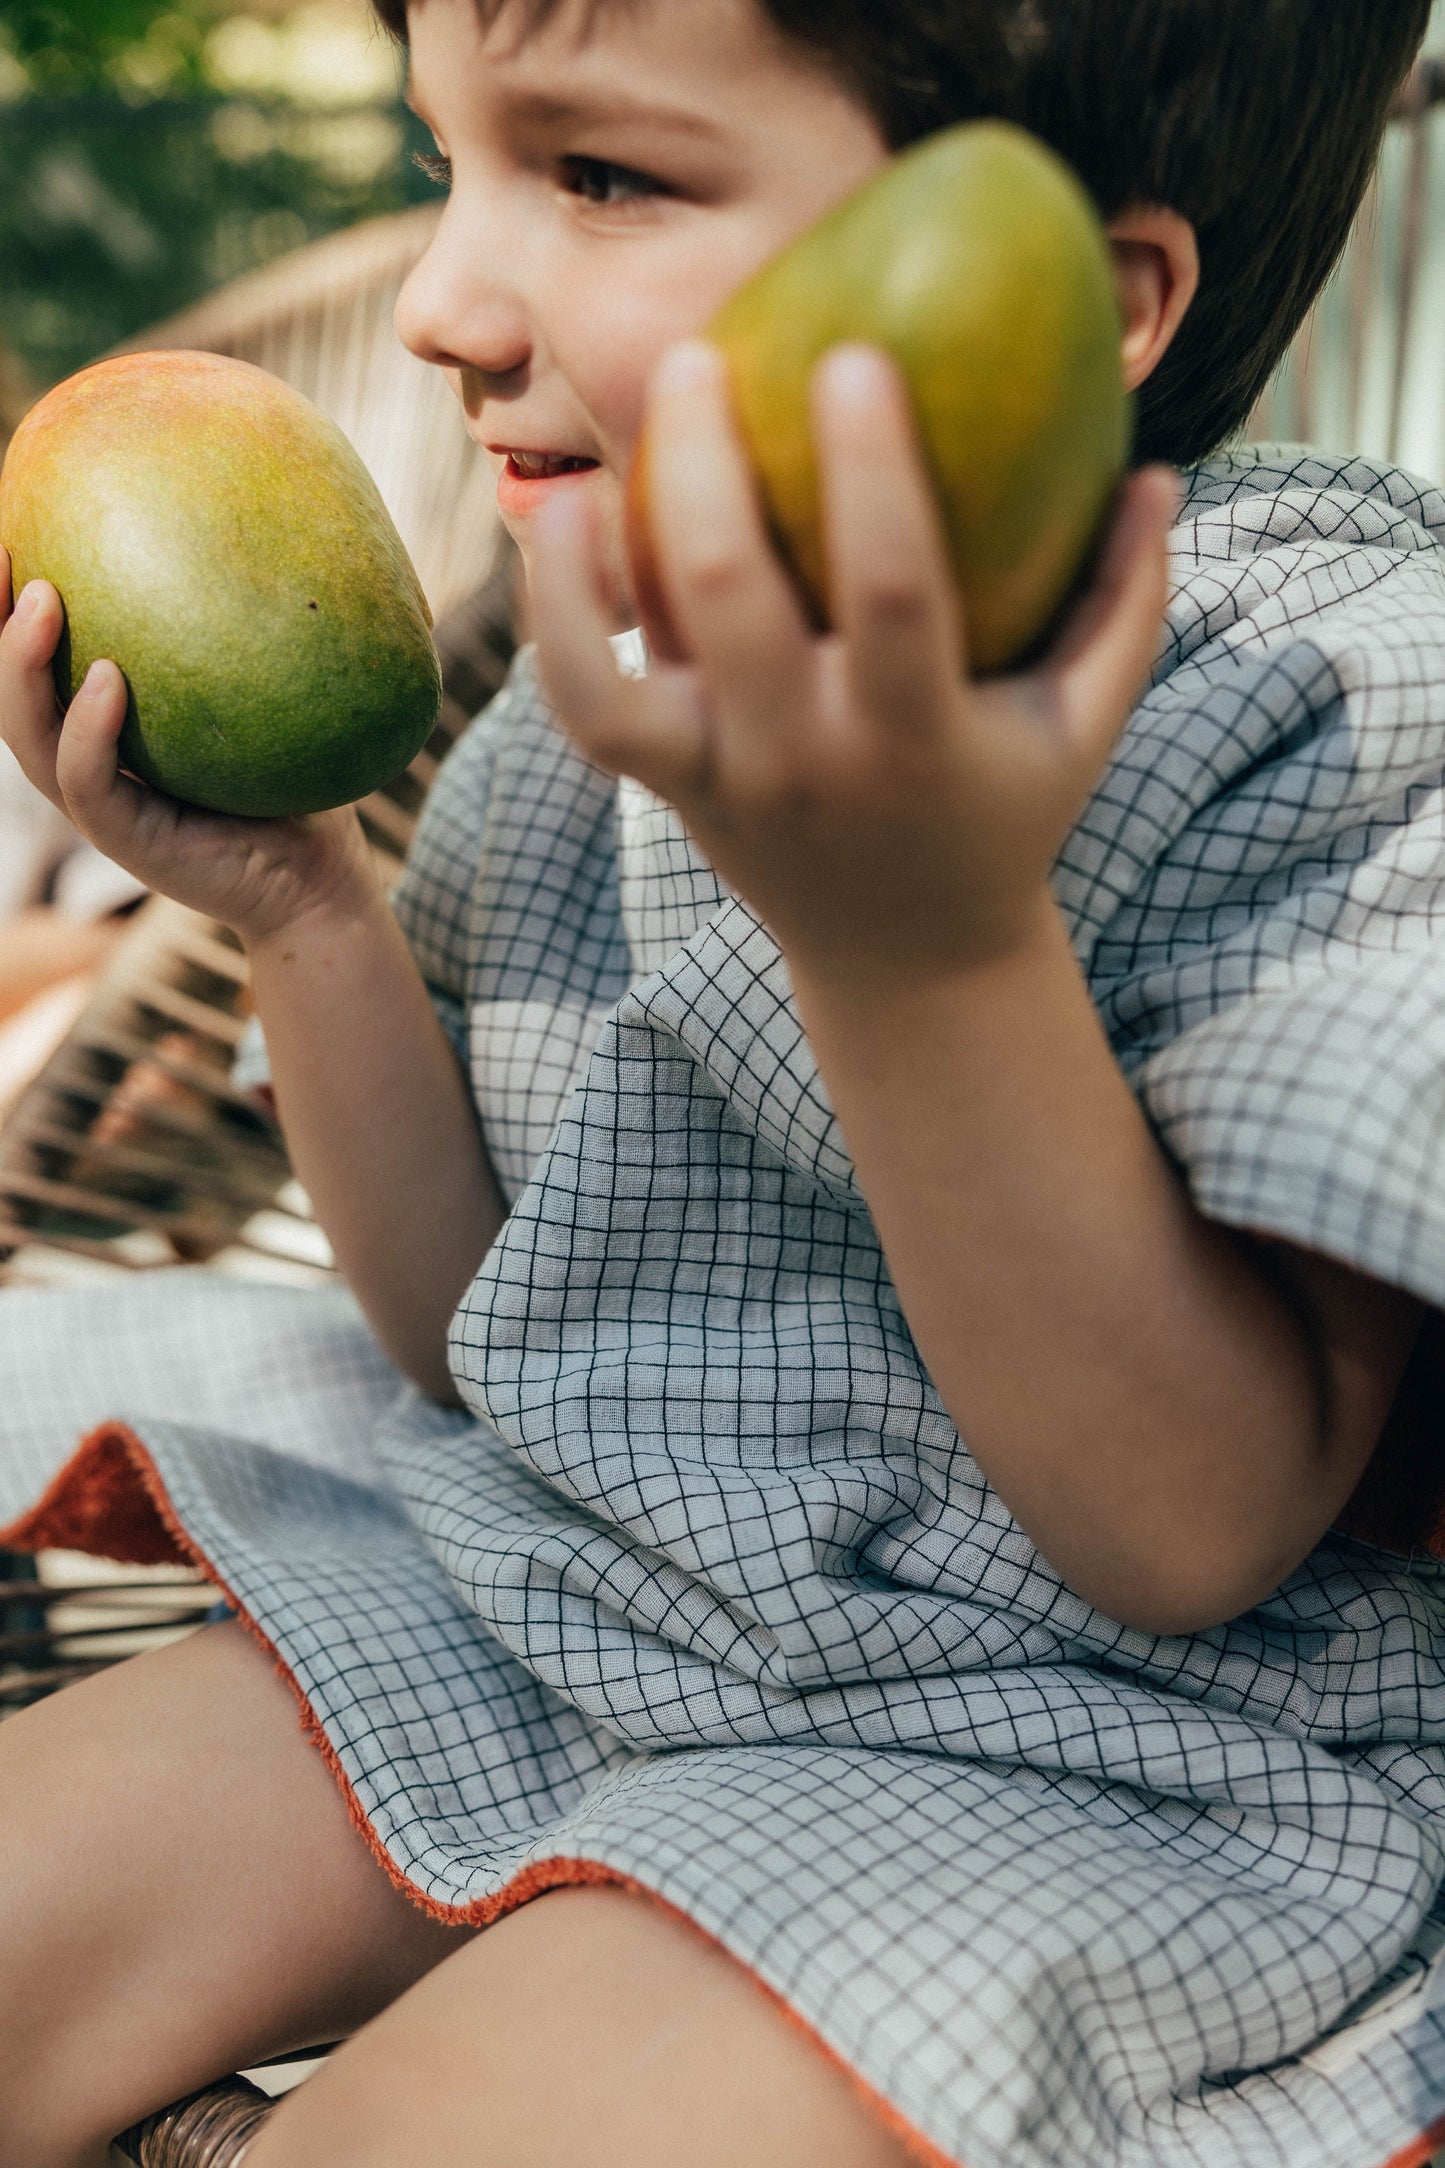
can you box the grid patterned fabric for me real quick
[6,447,1445,2167]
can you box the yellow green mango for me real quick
[630,121,1131,674]
[0,350,442,817]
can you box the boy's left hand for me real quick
[532,338,1177,994]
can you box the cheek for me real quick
[568,328,667,472]
[561,273,734,473]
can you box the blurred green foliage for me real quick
[0,1,443,395]
[0,0,211,89]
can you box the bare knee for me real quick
[0,1622,468,2168]
[250,1883,914,2168]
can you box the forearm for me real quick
[790,900,1412,1633]
[244,879,505,1405]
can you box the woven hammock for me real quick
[0,208,519,1727]
[0,552,516,1293]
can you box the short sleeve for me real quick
[1138,942,1445,1306]
[1073,450,1445,1312]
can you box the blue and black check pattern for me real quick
[5,448,1445,2168]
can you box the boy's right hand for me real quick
[0,551,380,948]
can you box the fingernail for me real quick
[12,582,40,623]
[653,340,724,396]
[819,344,896,405]
[79,660,112,696]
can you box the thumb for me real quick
[53,658,146,846]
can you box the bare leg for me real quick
[0,1621,472,2168]
[248,1885,919,2168]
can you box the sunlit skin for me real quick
[392,0,1196,622]
[0,1,1428,2163]
[393,0,894,617]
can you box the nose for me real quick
[395,199,534,383]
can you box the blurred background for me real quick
[3,0,1445,468]
[0,0,444,405]
[0,0,510,1309]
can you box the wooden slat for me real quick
[162,919,250,985]
[65,1024,262,1113]
[0,1579,206,1607]
[402,746,441,792]
[356,786,414,850]
[0,1216,152,1268]
[0,1663,111,1702]
[0,1166,240,1245]
[13,1118,294,1215]
[125,974,248,1048]
[0,1614,215,1660]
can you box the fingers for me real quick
[0,574,69,808]
[1,589,150,859]
[812,345,962,738]
[0,579,183,871]
[531,485,706,802]
[1045,466,1178,768]
[60,657,166,869]
[642,341,816,799]
[52,659,136,837]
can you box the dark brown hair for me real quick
[375,0,1431,466]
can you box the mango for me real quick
[629,121,1131,675]
[0,351,442,817]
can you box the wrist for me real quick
[785,886,1066,1022]
[234,816,384,956]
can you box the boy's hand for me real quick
[0,554,379,949]
[533,340,1176,992]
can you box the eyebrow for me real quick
[405,81,726,143]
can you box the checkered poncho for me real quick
[6,447,1445,2168]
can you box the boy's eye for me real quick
[559,155,663,208]
[412,149,453,189]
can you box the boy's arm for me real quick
[243,882,503,1406]
[0,566,504,1403]
[532,340,1421,1635]
[788,913,1422,1635]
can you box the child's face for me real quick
[396,0,888,621]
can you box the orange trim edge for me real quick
[0,1422,957,2168]
[1382,2113,1445,2168]
[10,1425,1445,2168]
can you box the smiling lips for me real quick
[504,450,599,479]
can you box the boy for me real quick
[0,3,1441,2165]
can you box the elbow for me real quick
[414,1364,466,1410]
[383,1333,465,1409]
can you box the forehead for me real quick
[407,0,823,99]
[464,0,625,43]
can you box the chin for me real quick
[513,520,639,636]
